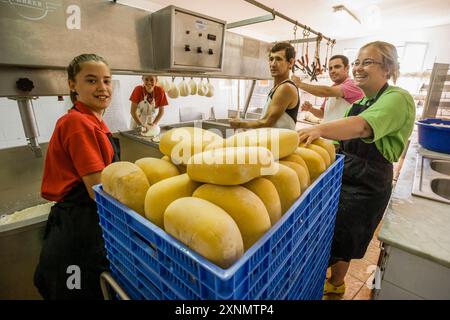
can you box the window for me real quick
[344,42,428,74]
[398,42,428,73]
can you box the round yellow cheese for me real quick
[135,157,180,185]
[193,184,271,250]
[164,197,244,269]
[278,160,310,192]
[299,143,331,167]
[159,127,223,165]
[294,147,326,181]
[144,173,201,228]
[264,163,301,214]
[207,128,299,160]
[101,161,150,216]
[312,138,336,163]
[187,146,275,185]
[243,177,282,225]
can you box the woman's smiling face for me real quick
[143,76,157,93]
[352,46,389,96]
[69,61,112,113]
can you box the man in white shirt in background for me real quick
[292,55,364,124]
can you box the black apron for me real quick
[34,134,119,300]
[331,83,392,262]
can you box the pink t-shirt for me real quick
[321,77,364,109]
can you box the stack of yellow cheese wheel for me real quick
[101,128,336,268]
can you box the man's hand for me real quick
[292,75,303,87]
[298,126,323,146]
[229,118,243,129]
[301,101,313,112]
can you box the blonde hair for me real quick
[361,41,400,84]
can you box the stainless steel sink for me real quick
[160,119,232,137]
[208,118,230,124]
[160,120,203,129]
[412,155,450,204]
[431,179,450,200]
[430,160,450,176]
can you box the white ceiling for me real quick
[120,0,450,42]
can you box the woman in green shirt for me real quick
[297,41,415,299]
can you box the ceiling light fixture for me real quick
[333,5,361,24]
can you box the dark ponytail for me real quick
[68,54,109,103]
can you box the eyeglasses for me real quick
[351,59,383,68]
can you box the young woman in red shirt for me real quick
[34,54,120,299]
[129,75,168,133]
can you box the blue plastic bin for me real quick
[94,154,344,300]
[416,118,450,154]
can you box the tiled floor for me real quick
[324,223,383,300]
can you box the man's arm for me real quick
[292,76,343,98]
[302,101,324,119]
[229,83,297,129]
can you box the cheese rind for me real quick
[299,143,331,167]
[294,147,326,181]
[187,146,275,185]
[101,161,150,216]
[312,138,336,163]
[164,197,244,269]
[193,184,271,250]
[207,128,299,160]
[135,157,180,185]
[264,163,301,214]
[279,160,310,192]
[159,127,223,165]
[243,178,282,225]
[144,173,201,228]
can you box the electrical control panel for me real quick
[151,6,226,72]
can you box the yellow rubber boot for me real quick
[323,279,346,299]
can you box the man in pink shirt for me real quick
[292,55,364,123]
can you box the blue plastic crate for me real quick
[94,154,344,300]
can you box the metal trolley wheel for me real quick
[100,271,131,300]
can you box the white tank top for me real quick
[322,97,352,123]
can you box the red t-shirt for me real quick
[129,85,168,108]
[41,101,115,201]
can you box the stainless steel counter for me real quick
[378,129,450,268]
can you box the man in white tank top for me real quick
[229,42,300,130]
[292,55,363,123]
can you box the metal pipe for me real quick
[16,98,42,158]
[227,13,275,29]
[100,272,130,300]
[243,79,257,119]
[243,0,335,43]
[277,37,319,44]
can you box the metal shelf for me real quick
[421,63,450,119]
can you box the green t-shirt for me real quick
[346,85,415,163]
